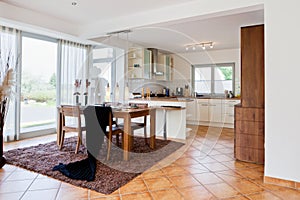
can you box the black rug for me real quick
[4,136,184,194]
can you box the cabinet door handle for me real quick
[209,104,216,106]
[201,104,208,106]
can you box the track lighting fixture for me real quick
[185,42,214,51]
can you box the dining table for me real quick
[57,105,156,161]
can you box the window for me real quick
[192,63,235,95]
[21,34,58,134]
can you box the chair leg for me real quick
[75,131,82,154]
[144,126,147,144]
[107,133,112,160]
[75,136,81,154]
[59,131,65,150]
[116,134,119,146]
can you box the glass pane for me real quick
[93,48,113,59]
[194,67,211,94]
[92,62,111,103]
[21,36,57,133]
[214,66,233,93]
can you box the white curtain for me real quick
[59,40,91,105]
[0,26,21,142]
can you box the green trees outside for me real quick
[22,72,56,104]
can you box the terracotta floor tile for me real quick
[221,195,249,200]
[246,191,282,200]
[252,178,287,191]
[212,154,234,162]
[215,172,243,183]
[29,178,61,190]
[222,161,249,169]
[144,177,173,191]
[204,182,241,198]
[6,170,38,181]
[227,179,263,194]
[193,172,224,185]
[194,156,218,164]
[89,189,119,199]
[202,162,229,172]
[121,192,152,200]
[173,157,199,166]
[271,187,300,199]
[169,175,201,188]
[21,188,58,200]
[151,188,183,200]
[3,125,300,199]
[56,185,88,200]
[0,192,24,200]
[142,169,165,179]
[161,165,189,176]
[120,179,148,194]
[90,196,120,200]
[0,180,33,193]
[178,185,215,200]
[182,164,209,174]
[236,168,264,180]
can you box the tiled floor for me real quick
[1,126,300,199]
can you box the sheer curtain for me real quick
[0,26,21,142]
[59,40,91,105]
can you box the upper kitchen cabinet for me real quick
[127,47,152,79]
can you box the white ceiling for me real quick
[112,10,264,53]
[1,0,195,25]
[1,0,264,52]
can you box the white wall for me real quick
[173,48,240,89]
[264,0,300,182]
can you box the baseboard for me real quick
[264,176,300,190]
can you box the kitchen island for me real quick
[129,97,192,140]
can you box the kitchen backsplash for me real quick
[128,79,192,95]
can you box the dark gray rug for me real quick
[4,136,184,194]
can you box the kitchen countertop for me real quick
[130,97,194,102]
[130,97,240,102]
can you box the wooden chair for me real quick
[106,110,124,160]
[83,106,123,160]
[59,105,86,154]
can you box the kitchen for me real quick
[99,10,263,141]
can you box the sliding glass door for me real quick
[20,34,58,134]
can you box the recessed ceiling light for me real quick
[71,2,77,6]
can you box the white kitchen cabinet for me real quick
[197,99,209,122]
[189,98,240,128]
[208,99,223,123]
[224,99,240,124]
[186,99,197,123]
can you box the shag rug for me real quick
[4,136,184,194]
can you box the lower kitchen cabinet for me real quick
[186,98,240,128]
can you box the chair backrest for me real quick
[61,105,82,128]
[83,106,112,158]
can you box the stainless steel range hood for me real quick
[147,48,164,76]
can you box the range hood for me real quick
[147,48,164,76]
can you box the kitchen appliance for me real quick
[176,87,183,96]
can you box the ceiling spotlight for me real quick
[185,47,189,51]
[71,1,77,6]
[201,44,206,50]
[210,42,214,48]
[192,46,196,50]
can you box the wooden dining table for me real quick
[57,106,156,161]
